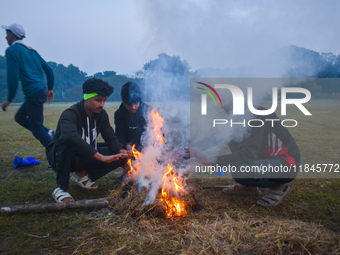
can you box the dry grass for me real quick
[68,180,340,255]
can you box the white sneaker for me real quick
[48,129,55,138]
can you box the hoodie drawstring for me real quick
[85,117,97,149]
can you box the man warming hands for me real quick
[46,78,128,203]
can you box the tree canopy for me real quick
[0,48,339,103]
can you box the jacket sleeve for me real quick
[59,110,98,158]
[114,110,127,145]
[40,57,54,90]
[216,125,267,166]
[101,111,124,153]
[5,48,20,102]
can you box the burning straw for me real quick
[106,182,197,220]
[121,109,191,218]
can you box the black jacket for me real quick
[114,102,150,150]
[46,100,123,158]
[217,110,300,167]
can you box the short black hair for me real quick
[83,78,113,97]
[121,81,141,105]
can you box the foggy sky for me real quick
[1,0,339,76]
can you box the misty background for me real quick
[1,0,340,103]
[1,45,339,103]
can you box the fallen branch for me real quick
[0,198,111,215]
[196,185,228,189]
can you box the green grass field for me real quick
[0,101,339,254]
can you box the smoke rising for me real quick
[132,57,191,204]
[128,1,335,192]
[136,0,340,77]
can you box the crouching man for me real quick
[114,81,151,152]
[192,106,300,207]
[217,108,300,207]
[46,78,128,203]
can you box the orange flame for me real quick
[131,144,141,158]
[126,145,141,176]
[126,110,186,217]
[126,159,135,175]
[161,163,186,217]
[151,109,165,144]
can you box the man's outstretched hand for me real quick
[94,151,128,163]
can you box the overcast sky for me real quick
[1,0,339,76]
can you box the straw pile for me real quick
[83,183,340,254]
[106,181,197,219]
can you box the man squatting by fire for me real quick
[46,78,129,203]
[114,81,151,152]
[114,81,151,179]
[193,106,300,207]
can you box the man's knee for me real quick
[14,112,24,126]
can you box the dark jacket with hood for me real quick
[217,110,300,167]
[114,102,151,150]
[46,100,123,158]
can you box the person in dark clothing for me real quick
[46,78,128,203]
[1,24,55,147]
[114,82,151,152]
[193,107,300,207]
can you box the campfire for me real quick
[123,109,189,218]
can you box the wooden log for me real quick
[0,198,111,215]
[196,185,229,189]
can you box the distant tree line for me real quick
[0,52,191,103]
[0,46,339,103]
[271,46,340,97]
[47,62,142,103]
[0,55,143,103]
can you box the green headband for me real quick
[84,93,98,100]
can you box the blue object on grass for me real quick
[13,156,40,168]
[216,167,226,176]
[27,157,40,165]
